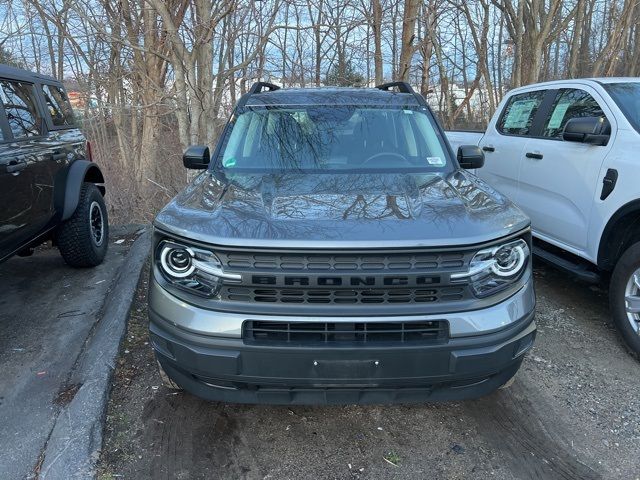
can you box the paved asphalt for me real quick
[0,226,143,480]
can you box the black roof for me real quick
[0,63,61,85]
[244,87,421,107]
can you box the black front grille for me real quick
[243,320,449,346]
[222,286,465,304]
[213,247,475,313]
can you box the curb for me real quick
[38,230,151,479]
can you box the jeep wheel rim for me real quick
[624,268,640,334]
[89,201,104,247]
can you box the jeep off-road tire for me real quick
[57,182,109,267]
[157,360,182,390]
[609,241,640,359]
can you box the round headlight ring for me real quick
[490,241,527,277]
[160,243,195,278]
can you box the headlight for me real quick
[160,244,195,278]
[451,239,530,297]
[156,240,241,297]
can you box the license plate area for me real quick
[311,359,380,379]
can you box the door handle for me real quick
[525,152,543,160]
[49,151,67,162]
[482,146,495,152]
[5,160,27,173]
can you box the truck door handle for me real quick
[525,152,543,160]
[5,160,27,174]
[49,151,66,162]
[482,146,495,152]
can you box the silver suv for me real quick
[149,82,536,404]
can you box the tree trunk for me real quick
[372,0,383,84]
[398,0,419,81]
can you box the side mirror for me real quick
[457,145,485,169]
[563,117,610,146]
[183,145,210,169]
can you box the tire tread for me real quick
[57,182,108,267]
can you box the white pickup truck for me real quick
[446,78,640,357]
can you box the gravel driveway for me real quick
[98,262,640,480]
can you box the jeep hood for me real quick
[154,170,529,248]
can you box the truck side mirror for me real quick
[563,117,610,146]
[457,145,485,169]
[183,145,210,169]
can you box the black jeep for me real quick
[0,64,108,266]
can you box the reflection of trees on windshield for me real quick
[223,106,450,173]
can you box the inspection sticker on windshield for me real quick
[427,156,445,166]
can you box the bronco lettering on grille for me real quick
[249,275,441,287]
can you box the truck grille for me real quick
[243,320,448,346]
[222,286,465,304]
[213,247,475,313]
[218,251,466,271]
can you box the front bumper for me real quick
[148,279,536,405]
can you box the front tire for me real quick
[57,182,109,267]
[609,241,640,358]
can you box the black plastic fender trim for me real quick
[59,160,105,221]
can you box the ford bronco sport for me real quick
[150,81,536,404]
[0,64,108,266]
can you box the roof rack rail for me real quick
[375,81,416,94]
[248,81,281,94]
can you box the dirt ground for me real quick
[98,262,640,480]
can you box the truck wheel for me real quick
[57,182,109,267]
[157,360,182,390]
[609,241,640,358]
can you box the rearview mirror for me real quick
[457,145,485,169]
[183,145,210,169]
[563,117,610,146]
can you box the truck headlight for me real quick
[156,240,240,297]
[451,239,529,297]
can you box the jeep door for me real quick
[0,78,55,257]
[517,85,614,253]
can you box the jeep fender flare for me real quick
[58,160,106,221]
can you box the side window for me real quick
[541,89,606,139]
[0,80,42,138]
[41,84,75,127]
[497,90,546,136]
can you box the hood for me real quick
[154,170,529,248]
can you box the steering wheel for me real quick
[361,152,408,166]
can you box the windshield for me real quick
[603,82,640,133]
[216,105,452,174]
